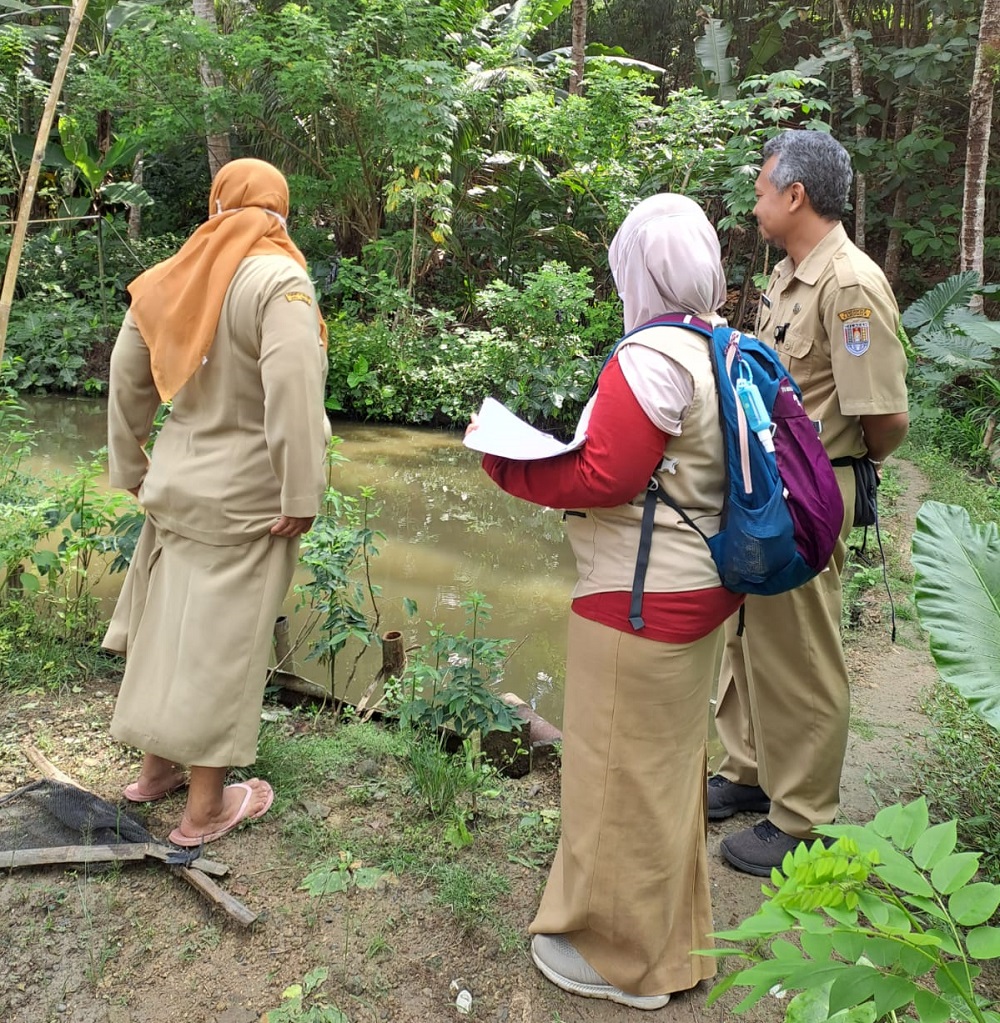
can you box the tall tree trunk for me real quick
[191,0,231,179]
[883,108,922,291]
[960,0,1000,315]
[128,150,144,241]
[569,0,587,96]
[834,0,866,250]
[96,108,111,157]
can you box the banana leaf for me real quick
[694,18,735,98]
[912,501,1000,733]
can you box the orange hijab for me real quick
[127,157,327,401]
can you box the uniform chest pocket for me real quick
[774,328,817,388]
[782,328,816,360]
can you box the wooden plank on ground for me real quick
[20,745,255,925]
[0,842,229,876]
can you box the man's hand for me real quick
[270,515,315,538]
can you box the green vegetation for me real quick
[4,8,1000,1008]
[5,1,997,430]
[263,968,351,1023]
[915,683,1000,882]
[706,799,1000,1022]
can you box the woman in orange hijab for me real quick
[103,158,330,846]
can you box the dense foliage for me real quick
[2,0,996,444]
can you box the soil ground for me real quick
[0,459,944,1023]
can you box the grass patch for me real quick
[0,599,110,691]
[848,713,876,742]
[251,717,410,806]
[913,681,1000,881]
[903,441,1000,524]
[839,464,915,635]
[506,807,561,869]
[430,861,512,930]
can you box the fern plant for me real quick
[903,272,1000,460]
[904,271,1000,371]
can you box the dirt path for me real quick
[0,460,939,1023]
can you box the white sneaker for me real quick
[530,934,671,1010]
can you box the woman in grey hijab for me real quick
[476,194,736,1008]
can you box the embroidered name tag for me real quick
[837,307,872,322]
[284,291,312,305]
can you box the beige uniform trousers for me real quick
[106,516,300,768]
[714,464,856,837]
[530,612,721,997]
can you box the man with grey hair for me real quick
[709,129,910,875]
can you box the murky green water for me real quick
[20,397,577,727]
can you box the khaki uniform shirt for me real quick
[755,223,908,462]
[108,254,330,545]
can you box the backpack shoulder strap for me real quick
[623,316,720,629]
[591,314,715,399]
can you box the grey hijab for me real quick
[608,193,727,332]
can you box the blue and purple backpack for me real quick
[615,314,844,626]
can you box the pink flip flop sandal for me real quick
[122,778,187,803]
[168,779,274,847]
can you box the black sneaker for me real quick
[707,774,771,821]
[720,819,806,876]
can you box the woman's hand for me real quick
[270,515,315,538]
[464,413,480,438]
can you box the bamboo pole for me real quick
[0,0,90,365]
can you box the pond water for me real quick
[20,397,577,727]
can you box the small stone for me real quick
[358,758,379,778]
[421,988,433,998]
[300,799,330,818]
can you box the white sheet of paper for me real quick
[463,397,586,460]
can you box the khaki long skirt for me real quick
[104,516,299,768]
[529,612,720,997]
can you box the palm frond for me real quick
[901,270,983,331]
[911,327,997,371]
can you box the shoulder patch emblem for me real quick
[838,307,872,322]
[843,319,871,356]
[284,291,312,305]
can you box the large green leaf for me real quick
[911,819,957,870]
[949,882,1000,926]
[694,18,735,97]
[101,181,154,207]
[967,926,1000,959]
[747,21,784,76]
[912,501,1000,732]
[902,270,982,331]
[785,983,877,1023]
[911,327,997,370]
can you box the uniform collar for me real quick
[792,222,848,286]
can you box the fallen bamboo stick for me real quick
[271,670,331,702]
